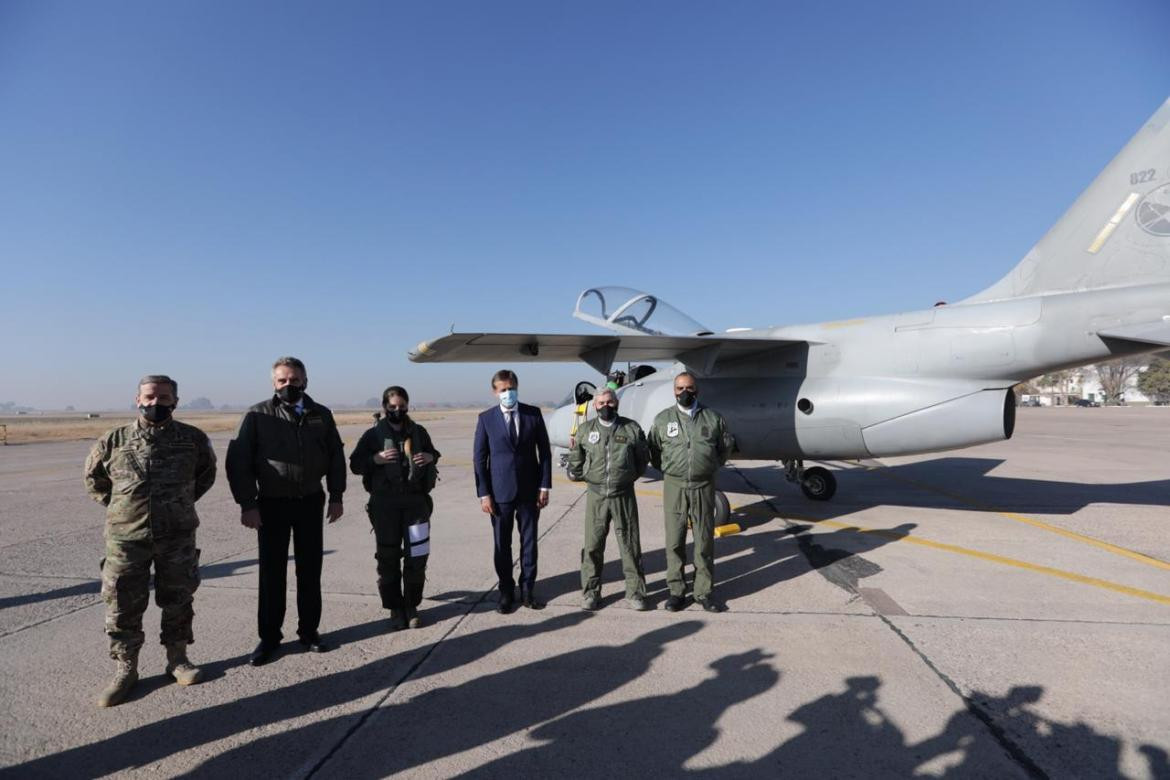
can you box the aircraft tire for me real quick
[713,491,730,525]
[800,467,836,501]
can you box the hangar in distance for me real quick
[411,98,1170,503]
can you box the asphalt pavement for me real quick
[0,407,1167,778]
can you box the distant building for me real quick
[1079,365,1152,405]
[1025,363,1154,406]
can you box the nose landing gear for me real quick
[783,459,837,501]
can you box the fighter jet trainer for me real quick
[411,98,1170,506]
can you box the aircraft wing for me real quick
[409,332,806,375]
[1098,321,1170,348]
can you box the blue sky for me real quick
[2,1,1167,409]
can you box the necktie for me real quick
[506,410,518,444]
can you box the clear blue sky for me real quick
[2,1,1167,410]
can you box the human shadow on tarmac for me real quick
[177,619,706,779]
[700,679,1142,779]
[7,610,596,778]
[192,664,1141,778]
[0,554,324,610]
[456,648,780,779]
[736,457,1170,517]
[448,672,1132,779]
[501,516,912,608]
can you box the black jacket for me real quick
[349,417,440,496]
[226,394,346,510]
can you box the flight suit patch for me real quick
[666,422,679,438]
[614,435,628,443]
[588,431,600,444]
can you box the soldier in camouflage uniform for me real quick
[648,372,734,614]
[568,389,651,611]
[84,375,217,707]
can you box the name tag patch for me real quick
[666,422,679,438]
[614,435,627,443]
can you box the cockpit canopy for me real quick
[572,286,713,337]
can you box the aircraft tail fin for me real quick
[964,98,1170,303]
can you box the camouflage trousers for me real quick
[101,532,200,660]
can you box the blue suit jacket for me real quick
[473,402,552,504]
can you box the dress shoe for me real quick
[581,593,600,611]
[497,595,515,614]
[298,636,331,653]
[664,595,686,612]
[520,594,545,610]
[695,597,725,613]
[249,641,279,666]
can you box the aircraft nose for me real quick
[544,403,578,450]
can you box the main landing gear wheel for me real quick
[799,467,837,501]
[713,491,730,525]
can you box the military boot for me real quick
[165,642,204,686]
[97,655,139,708]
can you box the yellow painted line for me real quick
[1087,192,1140,253]
[795,516,1170,607]
[553,482,1170,605]
[869,467,1170,571]
[726,501,1170,606]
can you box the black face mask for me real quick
[597,405,617,422]
[385,409,407,424]
[277,385,304,404]
[139,404,174,424]
[676,390,696,408]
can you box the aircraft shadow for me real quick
[513,515,912,606]
[734,456,1170,516]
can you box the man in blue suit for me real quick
[473,369,552,613]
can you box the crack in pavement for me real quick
[729,464,1049,780]
[302,488,588,779]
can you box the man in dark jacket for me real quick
[226,357,346,665]
[349,386,440,631]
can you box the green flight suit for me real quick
[568,416,650,599]
[648,405,733,601]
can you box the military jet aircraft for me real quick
[411,98,1170,509]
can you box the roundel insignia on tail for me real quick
[1135,183,1170,236]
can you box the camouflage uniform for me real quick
[84,419,216,660]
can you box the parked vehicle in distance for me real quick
[1074,399,1101,407]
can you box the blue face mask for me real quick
[498,389,518,408]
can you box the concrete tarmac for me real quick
[0,407,1167,778]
